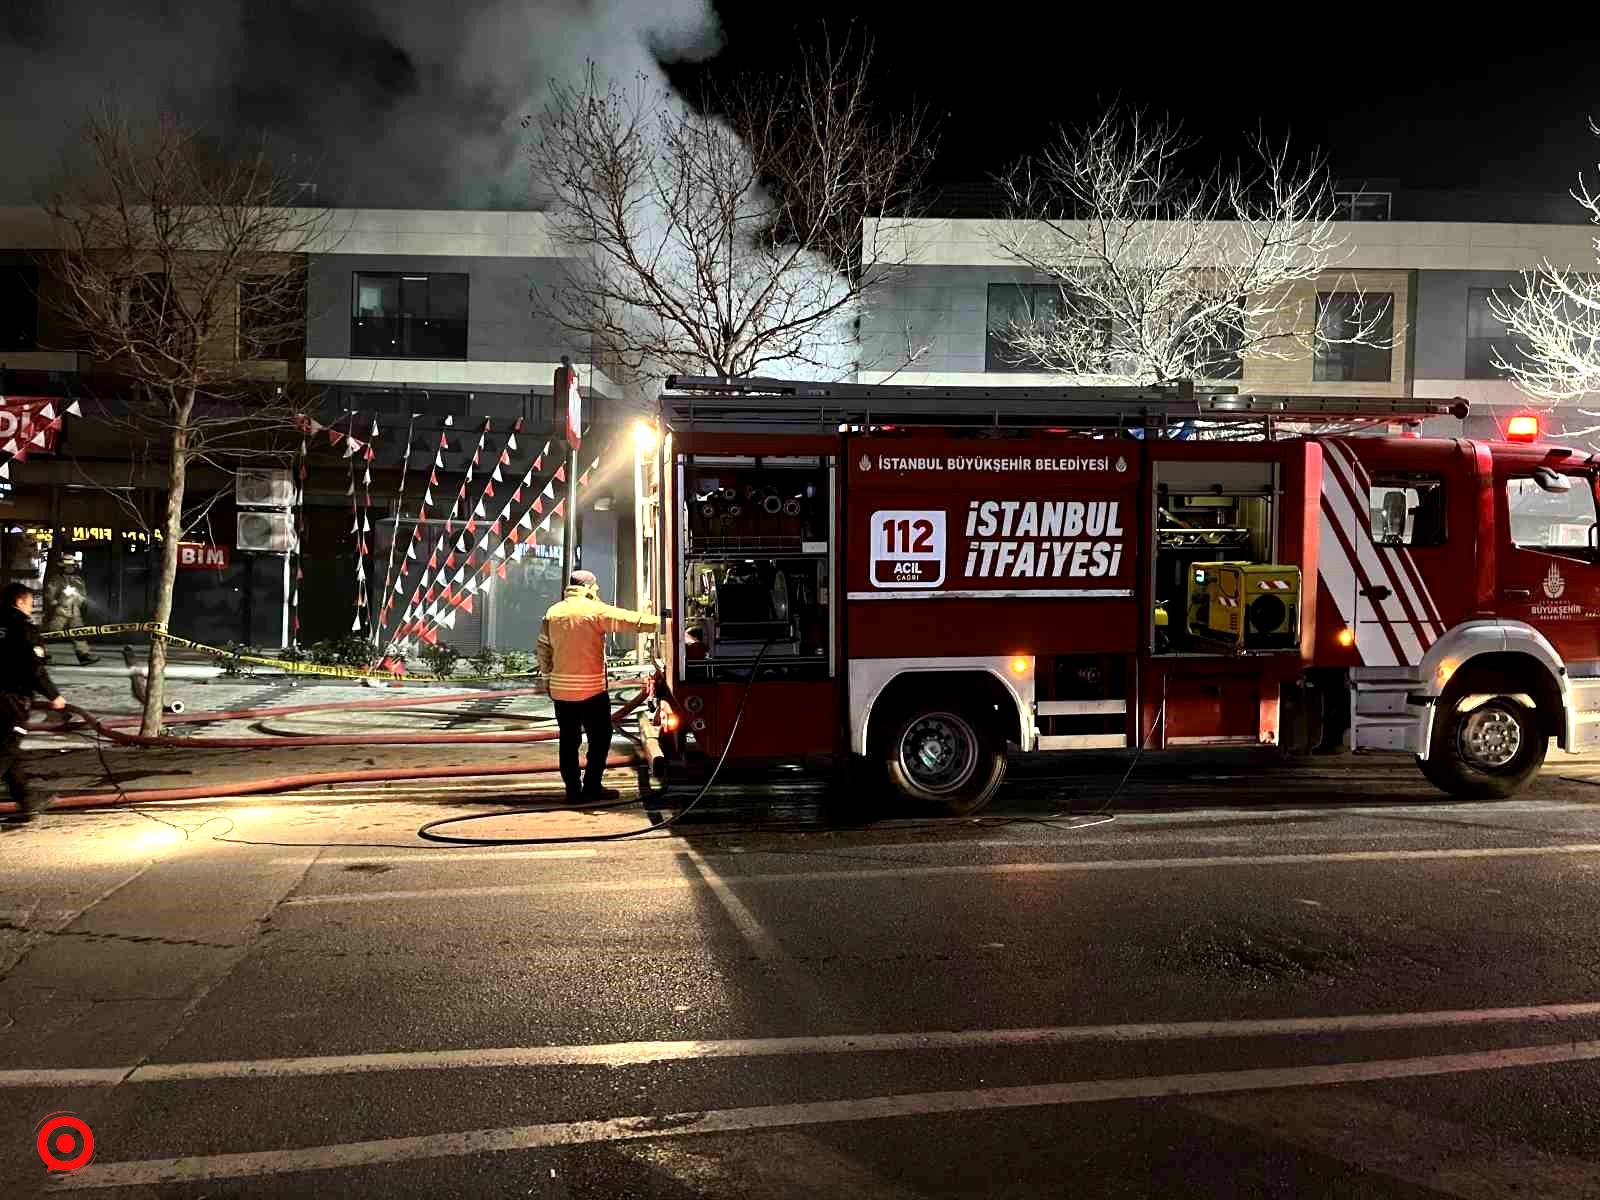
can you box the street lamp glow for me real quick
[632,421,658,454]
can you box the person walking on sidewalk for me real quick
[536,570,656,801]
[0,582,66,823]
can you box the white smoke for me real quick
[0,0,724,206]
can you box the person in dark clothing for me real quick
[0,581,67,823]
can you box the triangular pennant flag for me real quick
[494,540,508,559]
[521,467,534,486]
[497,561,509,579]
[452,565,466,585]
[362,515,372,534]
[329,429,342,445]
[465,518,477,535]
[427,552,438,570]
[445,552,457,570]
[555,464,566,483]
[0,462,9,480]
[578,470,591,488]
[490,520,501,536]
[362,468,372,487]
[358,539,369,555]
[507,434,518,452]
[393,578,406,594]
[29,430,45,447]
[424,487,434,505]
[66,400,83,417]
[518,511,533,530]
[512,486,524,503]
[532,456,542,471]
[473,499,486,518]
[497,450,510,467]
[365,446,375,461]
[434,452,444,469]
[541,481,555,500]
[38,403,56,421]
[429,470,439,487]
[440,610,457,629]
[444,415,454,427]
[532,497,543,515]
[465,577,479,595]
[539,513,553,533]
[472,449,481,467]
[493,464,504,480]
[370,418,380,438]
[347,481,356,498]
[508,527,521,545]
[553,500,565,519]
[513,417,525,433]
[352,615,362,632]
[406,543,417,561]
[479,576,494,593]
[460,595,474,614]
[355,562,367,581]
[484,481,495,498]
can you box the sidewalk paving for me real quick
[17,663,643,808]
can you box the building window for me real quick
[238,275,303,362]
[1465,286,1532,379]
[985,283,1110,373]
[351,272,468,359]
[1313,292,1394,382]
[1333,191,1392,221]
[1368,474,1445,546]
[0,266,37,352]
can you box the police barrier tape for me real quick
[38,622,568,684]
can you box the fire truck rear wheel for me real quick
[1418,695,1546,800]
[882,705,1006,816]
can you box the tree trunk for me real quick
[140,400,190,736]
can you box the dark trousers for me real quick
[553,691,613,797]
[0,729,30,813]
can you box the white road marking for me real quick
[279,841,1600,906]
[12,999,1600,1089]
[50,1038,1600,1190]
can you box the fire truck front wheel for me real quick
[882,705,1007,816]
[1418,695,1547,800]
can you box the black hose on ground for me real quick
[416,642,772,846]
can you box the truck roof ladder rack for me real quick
[660,376,1469,432]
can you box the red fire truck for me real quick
[634,378,1600,813]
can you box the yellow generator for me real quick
[1186,562,1302,650]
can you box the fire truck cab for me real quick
[634,378,1600,813]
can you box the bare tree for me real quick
[44,110,338,734]
[526,37,933,388]
[1489,120,1600,404]
[989,107,1391,386]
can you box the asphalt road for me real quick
[8,753,1600,1197]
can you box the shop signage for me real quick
[178,542,230,570]
[0,397,64,454]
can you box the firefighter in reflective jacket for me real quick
[0,582,67,823]
[536,570,656,801]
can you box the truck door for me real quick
[1320,439,1450,669]
[1496,462,1600,665]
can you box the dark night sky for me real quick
[683,6,1600,199]
[1,1,1595,208]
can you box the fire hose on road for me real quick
[8,682,651,810]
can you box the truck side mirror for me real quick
[1532,467,1572,494]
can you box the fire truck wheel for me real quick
[883,706,1006,816]
[1418,696,1546,800]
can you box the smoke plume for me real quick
[0,0,723,207]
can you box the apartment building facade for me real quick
[858,191,1598,438]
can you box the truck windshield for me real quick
[1506,472,1598,552]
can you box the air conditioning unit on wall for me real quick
[237,510,294,552]
[235,468,294,508]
